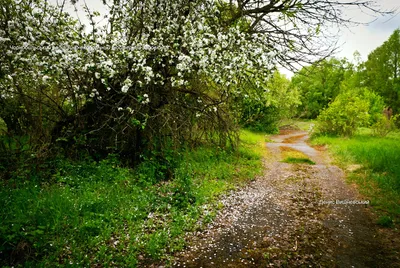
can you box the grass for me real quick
[282,157,315,165]
[311,129,400,225]
[0,130,266,267]
[280,146,315,165]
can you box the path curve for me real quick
[172,130,399,267]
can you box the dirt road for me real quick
[172,130,399,267]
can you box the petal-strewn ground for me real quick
[172,130,400,267]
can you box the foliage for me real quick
[339,84,386,126]
[238,71,300,133]
[315,91,370,137]
[372,114,399,137]
[0,130,265,267]
[360,88,386,125]
[291,58,351,118]
[363,29,400,114]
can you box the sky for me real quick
[336,0,400,61]
[51,0,400,78]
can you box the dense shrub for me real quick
[240,104,280,133]
[315,91,370,136]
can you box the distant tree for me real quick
[364,29,400,113]
[291,58,351,118]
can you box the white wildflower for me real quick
[141,94,150,104]
[42,75,50,82]
[121,85,129,93]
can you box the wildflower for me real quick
[121,85,129,93]
[42,75,50,82]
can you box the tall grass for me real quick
[312,131,400,220]
[0,130,265,267]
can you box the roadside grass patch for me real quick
[283,157,316,165]
[0,130,265,267]
[312,131,400,225]
[280,146,315,165]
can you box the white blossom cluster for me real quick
[0,0,276,121]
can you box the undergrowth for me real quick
[311,129,400,225]
[0,130,265,267]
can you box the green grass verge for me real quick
[280,146,315,165]
[0,130,266,267]
[282,157,315,165]
[312,130,400,225]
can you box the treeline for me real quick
[291,29,400,136]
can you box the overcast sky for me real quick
[336,0,400,61]
[53,0,400,78]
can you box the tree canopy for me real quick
[291,58,351,118]
[363,29,400,113]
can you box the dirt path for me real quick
[172,130,399,267]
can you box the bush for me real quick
[372,114,399,137]
[315,92,370,136]
[359,88,385,125]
